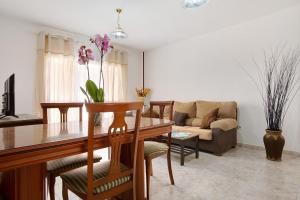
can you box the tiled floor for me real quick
[51,146,300,200]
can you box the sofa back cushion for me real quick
[196,101,237,119]
[174,101,196,118]
[185,118,203,127]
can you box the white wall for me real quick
[0,15,142,114]
[0,17,37,114]
[145,5,300,153]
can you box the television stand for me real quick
[0,114,19,120]
[0,114,42,127]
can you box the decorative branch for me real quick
[249,46,300,131]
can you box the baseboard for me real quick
[237,143,300,156]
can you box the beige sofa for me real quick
[162,100,238,155]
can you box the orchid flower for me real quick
[77,45,94,80]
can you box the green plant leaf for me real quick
[96,88,104,102]
[80,86,90,102]
[85,80,98,102]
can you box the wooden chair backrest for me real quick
[85,102,143,199]
[149,101,174,120]
[40,102,83,124]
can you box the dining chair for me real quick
[40,102,84,124]
[40,102,102,200]
[144,101,175,200]
[60,102,143,200]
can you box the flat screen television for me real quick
[1,74,18,119]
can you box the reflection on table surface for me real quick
[0,117,171,154]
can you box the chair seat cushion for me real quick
[144,141,168,158]
[47,153,102,175]
[61,161,131,195]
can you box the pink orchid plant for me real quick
[90,34,113,89]
[78,34,113,103]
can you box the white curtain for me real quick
[103,49,128,102]
[77,49,128,103]
[76,49,128,120]
[44,54,76,102]
[36,32,78,123]
[36,32,129,122]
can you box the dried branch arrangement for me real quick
[245,46,300,131]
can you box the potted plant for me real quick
[78,34,113,125]
[78,34,113,103]
[136,88,151,103]
[248,47,300,161]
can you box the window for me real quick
[44,53,79,123]
[77,59,128,120]
[36,33,128,123]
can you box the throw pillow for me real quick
[173,111,189,126]
[200,108,219,129]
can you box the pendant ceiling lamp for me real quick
[111,8,127,39]
[183,0,209,8]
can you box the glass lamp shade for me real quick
[110,27,128,39]
[183,0,209,8]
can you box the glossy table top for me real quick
[0,117,172,156]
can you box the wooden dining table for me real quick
[0,117,173,200]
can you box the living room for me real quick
[0,0,300,200]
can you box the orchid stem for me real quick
[86,63,90,80]
[99,54,104,88]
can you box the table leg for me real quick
[136,140,146,200]
[195,137,199,159]
[180,142,185,166]
[0,170,17,200]
[121,141,145,200]
[1,163,47,200]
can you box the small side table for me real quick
[167,132,199,166]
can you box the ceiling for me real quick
[0,0,299,50]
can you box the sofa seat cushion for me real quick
[174,101,196,118]
[172,126,212,141]
[210,119,238,131]
[61,161,131,195]
[144,141,169,158]
[172,125,189,132]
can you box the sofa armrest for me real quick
[210,119,237,131]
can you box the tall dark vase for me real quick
[263,130,285,161]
